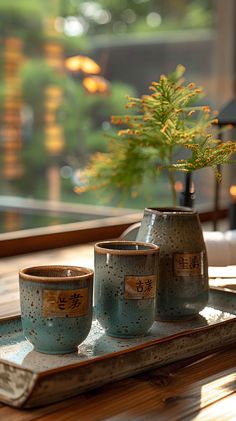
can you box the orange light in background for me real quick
[44,43,63,55]
[229,185,236,229]
[44,85,64,156]
[2,164,23,178]
[1,37,23,180]
[3,99,22,110]
[44,86,62,109]
[174,181,183,193]
[44,125,64,155]
[83,75,110,95]
[190,182,195,193]
[175,180,195,192]
[4,37,22,48]
[2,127,21,142]
[45,86,63,97]
[2,112,21,124]
[230,185,236,201]
[64,55,101,74]
[3,152,19,162]
[44,112,56,124]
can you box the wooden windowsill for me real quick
[0,208,228,258]
[0,212,143,258]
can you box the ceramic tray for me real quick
[1,289,236,409]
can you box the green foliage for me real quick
[0,0,43,45]
[18,61,64,196]
[20,59,64,101]
[61,81,92,163]
[184,1,213,28]
[18,63,136,198]
[0,0,88,55]
[81,65,236,205]
[17,131,51,198]
[0,0,216,205]
[61,79,136,159]
[74,0,214,36]
[62,36,89,56]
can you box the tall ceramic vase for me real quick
[136,207,209,321]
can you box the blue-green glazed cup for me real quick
[19,265,93,354]
[94,241,159,338]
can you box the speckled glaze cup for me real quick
[136,207,209,321]
[19,265,93,354]
[94,241,159,338]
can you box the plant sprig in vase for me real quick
[76,65,236,205]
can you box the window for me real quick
[0,0,235,235]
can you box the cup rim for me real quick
[145,206,196,215]
[94,240,159,255]
[19,265,94,283]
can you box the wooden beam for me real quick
[0,213,142,257]
[0,208,229,257]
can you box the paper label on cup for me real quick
[173,252,204,277]
[124,275,157,299]
[42,288,88,317]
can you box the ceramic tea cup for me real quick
[94,241,159,338]
[19,265,93,354]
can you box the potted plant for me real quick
[77,64,236,206]
[77,65,236,321]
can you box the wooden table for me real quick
[1,244,236,420]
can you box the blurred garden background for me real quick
[0,0,235,231]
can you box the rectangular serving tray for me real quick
[1,289,236,409]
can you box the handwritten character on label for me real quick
[136,280,144,293]
[57,297,67,310]
[69,292,83,309]
[144,279,153,293]
[178,256,189,270]
[190,255,200,270]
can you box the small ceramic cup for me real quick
[94,241,159,338]
[19,265,93,354]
